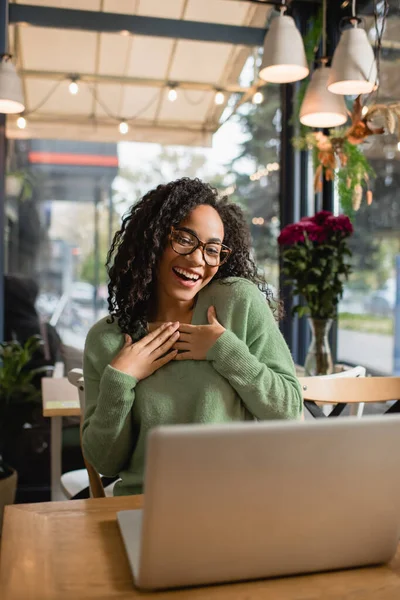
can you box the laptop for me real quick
[117,416,400,590]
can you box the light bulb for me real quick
[119,121,129,135]
[252,91,264,105]
[17,116,26,129]
[259,15,309,83]
[168,87,177,102]
[327,26,377,95]
[215,91,225,105]
[362,106,368,116]
[69,80,79,95]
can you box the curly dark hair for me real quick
[106,177,277,335]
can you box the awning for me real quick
[7,0,270,147]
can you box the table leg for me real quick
[51,416,66,501]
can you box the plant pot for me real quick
[0,468,18,533]
[304,318,334,376]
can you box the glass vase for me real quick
[304,318,334,376]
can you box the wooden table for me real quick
[41,377,81,501]
[1,496,400,600]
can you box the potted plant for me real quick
[0,335,46,530]
[278,210,353,375]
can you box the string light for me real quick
[361,106,368,116]
[119,120,129,134]
[250,162,280,181]
[17,116,27,129]
[252,217,265,225]
[20,72,280,134]
[252,91,264,105]
[214,91,225,105]
[69,79,79,95]
[168,86,177,102]
[397,142,400,152]
[223,185,236,196]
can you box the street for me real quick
[338,329,394,375]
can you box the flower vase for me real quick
[304,318,334,376]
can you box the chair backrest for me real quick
[67,368,105,498]
[309,365,366,380]
[298,376,400,404]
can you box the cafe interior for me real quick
[1,0,400,597]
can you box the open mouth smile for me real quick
[172,267,202,287]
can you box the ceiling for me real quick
[7,0,271,147]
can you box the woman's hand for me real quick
[173,306,225,361]
[110,322,180,380]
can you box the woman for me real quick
[83,178,302,496]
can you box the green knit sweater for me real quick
[82,277,302,496]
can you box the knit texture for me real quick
[82,277,302,495]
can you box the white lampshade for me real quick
[0,57,25,114]
[327,25,377,95]
[300,66,348,128]
[259,14,309,84]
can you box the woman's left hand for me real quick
[173,306,225,361]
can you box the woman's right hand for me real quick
[110,322,180,380]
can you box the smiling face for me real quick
[156,204,225,308]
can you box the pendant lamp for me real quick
[259,4,309,84]
[0,55,25,114]
[299,0,348,128]
[327,6,377,96]
[300,65,348,127]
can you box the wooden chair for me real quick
[60,369,117,498]
[299,376,400,419]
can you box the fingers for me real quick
[178,324,196,333]
[207,305,218,324]
[173,341,190,350]
[147,321,164,333]
[152,349,178,372]
[151,330,180,358]
[177,332,191,343]
[142,321,178,350]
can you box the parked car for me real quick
[364,279,396,317]
[70,282,95,305]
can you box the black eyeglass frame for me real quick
[169,226,232,267]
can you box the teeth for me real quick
[174,267,200,281]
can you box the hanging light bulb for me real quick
[168,86,177,102]
[259,4,309,84]
[69,78,79,95]
[252,91,264,105]
[214,91,225,105]
[119,120,128,135]
[0,55,25,114]
[299,2,348,128]
[328,2,377,96]
[300,65,348,127]
[17,115,27,129]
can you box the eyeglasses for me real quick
[169,227,232,267]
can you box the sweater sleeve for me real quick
[82,329,138,477]
[206,281,302,420]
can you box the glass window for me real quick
[338,9,400,375]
